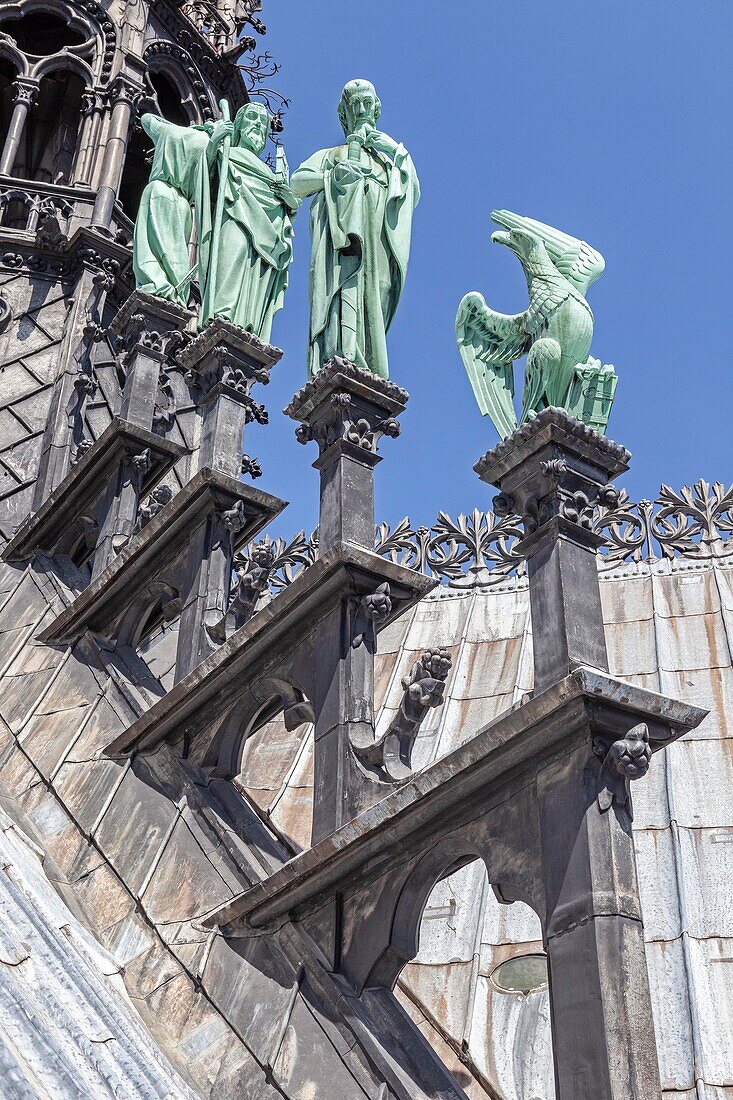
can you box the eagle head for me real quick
[491,226,539,261]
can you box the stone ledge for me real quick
[3,419,185,562]
[104,542,436,757]
[38,469,285,645]
[202,667,706,933]
[179,317,283,372]
[475,406,631,486]
[284,358,409,423]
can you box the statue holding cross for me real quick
[132,100,299,342]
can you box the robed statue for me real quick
[132,102,298,342]
[291,79,420,379]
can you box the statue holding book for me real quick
[291,79,420,379]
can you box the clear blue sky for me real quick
[245,0,733,539]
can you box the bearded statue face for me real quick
[338,79,381,137]
[234,103,269,155]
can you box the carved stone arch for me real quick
[0,39,28,77]
[203,674,314,776]
[0,0,116,83]
[31,52,94,86]
[69,0,116,83]
[362,836,485,994]
[143,41,215,123]
[117,580,182,650]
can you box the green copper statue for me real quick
[456,210,617,437]
[291,79,420,379]
[132,113,220,308]
[132,103,298,342]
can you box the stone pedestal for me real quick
[180,319,281,479]
[475,409,657,1100]
[475,407,629,693]
[110,290,194,431]
[286,360,410,840]
[285,357,407,553]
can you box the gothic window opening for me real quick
[118,70,194,220]
[11,69,85,184]
[0,11,86,56]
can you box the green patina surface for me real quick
[456,210,618,437]
[291,79,420,379]
[132,102,298,341]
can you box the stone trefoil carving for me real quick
[594,723,652,816]
[240,454,262,479]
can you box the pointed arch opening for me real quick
[389,856,555,1100]
[11,68,85,183]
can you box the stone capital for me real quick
[11,78,39,107]
[179,318,280,406]
[475,407,629,554]
[285,357,407,465]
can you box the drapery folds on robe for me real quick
[291,143,420,379]
[202,145,298,341]
[132,115,212,308]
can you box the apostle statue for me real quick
[290,79,420,379]
[132,101,298,343]
[201,102,299,340]
[132,112,220,309]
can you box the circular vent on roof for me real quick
[490,953,548,995]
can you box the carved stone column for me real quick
[74,88,104,187]
[169,321,280,681]
[110,290,194,431]
[91,76,143,230]
[285,357,406,553]
[286,360,409,841]
[0,79,39,177]
[476,408,660,1100]
[179,318,281,478]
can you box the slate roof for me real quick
[0,536,731,1099]
[0,804,197,1099]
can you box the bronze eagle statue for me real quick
[456,210,610,438]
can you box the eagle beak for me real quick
[491,230,513,249]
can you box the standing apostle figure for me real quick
[132,102,298,342]
[203,102,299,341]
[291,79,420,379]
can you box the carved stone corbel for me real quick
[594,722,652,817]
[352,582,392,650]
[207,537,276,643]
[135,484,174,533]
[356,648,452,780]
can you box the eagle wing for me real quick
[492,209,605,296]
[455,292,528,438]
